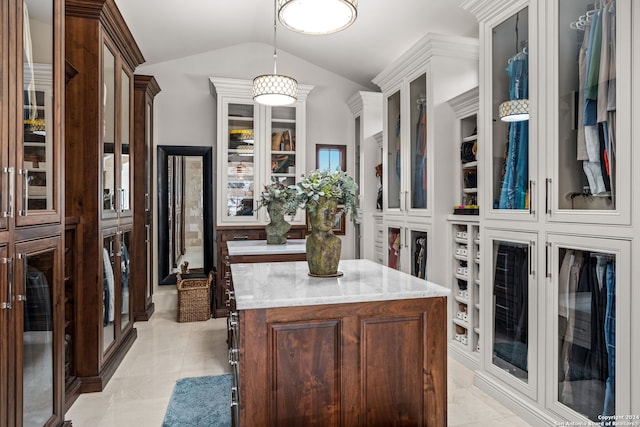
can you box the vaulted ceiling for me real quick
[114,0,479,89]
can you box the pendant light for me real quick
[498,12,529,122]
[278,0,357,35]
[253,0,298,106]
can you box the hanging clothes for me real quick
[499,51,529,210]
[412,101,427,209]
[413,235,427,279]
[103,247,115,325]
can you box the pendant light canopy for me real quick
[253,0,298,106]
[278,0,357,35]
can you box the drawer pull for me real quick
[233,235,249,240]
[229,348,239,365]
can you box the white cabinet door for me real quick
[483,228,539,400]
[545,233,630,422]
[482,3,539,224]
[543,0,631,225]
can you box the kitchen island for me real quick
[229,258,450,426]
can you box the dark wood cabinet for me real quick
[132,75,160,321]
[238,297,447,426]
[65,0,144,393]
[1,0,66,425]
[215,226,306,318]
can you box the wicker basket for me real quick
[176,272,213,322]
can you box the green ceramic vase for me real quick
[306,197,341,276]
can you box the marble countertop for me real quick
[227,239,307,256]
[231,259,450,310]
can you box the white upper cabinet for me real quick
[209,77,313,227]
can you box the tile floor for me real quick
[65,307,531,427]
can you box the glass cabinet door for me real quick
[486,229,538,399]
[119,69,132,216]
[119,229,131,331]
[408,227,428,280]
[488,7,533,219]
[550,0,630,224]
[15,236,60,427]
[18,0,58,224]
[102,44,117,217]
[102,234,116,353]
[225,103,256,220]
[386,225,402,270]
[547,234,630,422]
[386,90,401,211]
[0,245,7,426]
[0,2,6,231]
[409,73,427,212]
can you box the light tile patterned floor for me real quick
[65,308,531,426]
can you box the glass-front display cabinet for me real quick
[210,77,312,227]
[383,74,429,217]
[487,6,535,221]
[385,223,429,280]
[548,0,630,225]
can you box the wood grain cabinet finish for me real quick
[65,0,144,395]
[238,297,447,426]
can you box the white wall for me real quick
[138,43,372,296]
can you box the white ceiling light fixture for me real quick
[278,0,357,35]
[253,0,298,106]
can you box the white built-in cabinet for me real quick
[208,77,313,226]
[371,33,479,284]
[347,92,382,262]
[460,0,637,424]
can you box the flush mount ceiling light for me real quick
[278,0,357,35]
[253,0,298,106]
[498,99,529,122]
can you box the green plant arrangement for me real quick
[257,181,296,244]
[289,170,359,277]
[288,169,359,222]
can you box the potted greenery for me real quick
[289,170,359,276]
[257,181,296,244]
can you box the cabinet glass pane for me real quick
[557,248,615,421]
[145,105,152,300]
[492,8,529,210]
[120,71,130,211]
[557,1,615,210]
[492,240,529,382]
[227,103,255,217]
[23,249,55,426]
[120,231,131,329]
[387,226,401,270]
[22,0,54,213]
[409,74,427,210]
[102,47,116,212]
[271,106,296,187]
[387,91,401,209]
[410,230,427,279]
[103,235,116,351]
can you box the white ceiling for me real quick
[114,0,479,90]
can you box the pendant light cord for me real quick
[272,0,278,75]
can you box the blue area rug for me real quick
[163,374,232,427]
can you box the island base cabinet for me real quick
[238,297,447,426]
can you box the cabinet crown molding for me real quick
[372,33,478,92]
[347,91,382,115]
[66,0,145,70]
[134,75,162,97]
[460,0,527,22]
[447,86,479,118]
